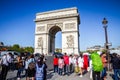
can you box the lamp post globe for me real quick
[102,18,108,25]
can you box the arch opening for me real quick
[49,26,62,53]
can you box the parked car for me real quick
[53,52,63,58]
[0,51,20,58]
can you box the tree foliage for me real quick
[6,44,34,54]
[24,47,34,53]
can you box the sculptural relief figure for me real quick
[66,35,74,48]
[37,26,45,32]
[38,37,43,47]
[47,24,54,31]
[65,23,75,29]
[47,23,63,31]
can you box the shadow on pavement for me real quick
[7,74,25,80]
[47,71,54,79]
[7,77,17,80]
[109,73,115,80]
[83,70,88,75]
[77,70,88,76]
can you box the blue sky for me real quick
[0,0,120,51]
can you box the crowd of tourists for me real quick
[0,51,120,80]
[0,52,47,80]
[53,52,120,80]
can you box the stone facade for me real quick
[34,7,80,55]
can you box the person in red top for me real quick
[63,53,69,75]
[83,55,88,71]
[53,55,58,73]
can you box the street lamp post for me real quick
[102,18,110,71]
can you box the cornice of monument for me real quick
[35,13,79,22]
[35,17,77,24]
[62,30,79,33]
[36,7,78,15]
[35,33,49,35]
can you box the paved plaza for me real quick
[6,70,113,80]
[5,56,114,80]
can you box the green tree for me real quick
[6,44,34,53]
[24,47,34,54]
[11,44,20,52]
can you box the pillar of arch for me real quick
[34,7,80,55]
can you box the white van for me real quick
[0,51,20,58]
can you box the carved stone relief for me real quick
[47,23,63,31]
[65,23,75,30]
[66,35,74,48]
[37,26,45,32]
[55,23,63,29]
[47,24,54,31]
[38,37,43,47]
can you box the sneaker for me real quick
[17,78,20,80]
[79,75,83,77]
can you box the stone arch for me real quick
[49,25,62,34]
[34,7,80,55]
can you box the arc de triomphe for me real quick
[34,7,80,55]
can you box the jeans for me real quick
[0,65,9,80]
[69,63,74,73]
[17,67,23,78]
[59,68,63,75]
[113,69,120,80]
[92,71,101,80]
[54,65,58,73]
[24,69,27,77]
[11,63,15,71]
[64,64,69,74]
[101,67,107,79]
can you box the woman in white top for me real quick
[69,55,74,73]
[78,54,84,77]
[0,54,9,80]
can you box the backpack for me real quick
[28,58,35,70]
[28,62,35,70]
[91,52,103,72]
[36,64,45,80]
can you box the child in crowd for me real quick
[78,54,84,77]
[35,57,47,80]
[58,56,64,76]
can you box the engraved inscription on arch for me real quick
[65,23,75,29]
[37,26,45,32]
[66,35,74,48]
